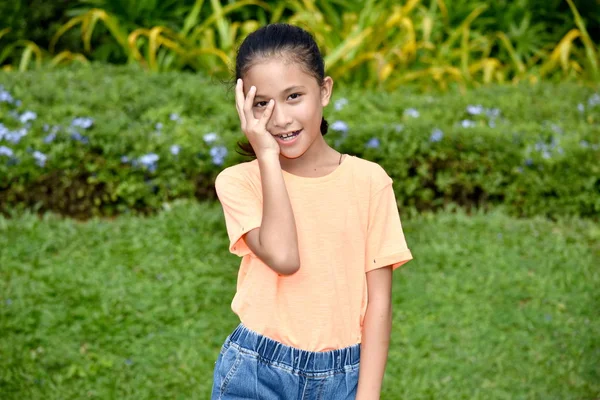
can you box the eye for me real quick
[288,93,302,100]
[254,101,269,108]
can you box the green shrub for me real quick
[0,64,598,219]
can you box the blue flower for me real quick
[33,151,47,167]
[577,103,585,113]
[121,156,130,164]
[466,105,484,115]
[70,131,89,144]
[485,108,500,119]
[19,111,37,124]
[0,89,14,103]
[203,132,218,144]
[170,113,180,121]
[4,128,27,144]
[139,153,159,170]
[534,141,546,152]
[365,137,380,149]
[550,124,563,134]
[330,120,349,133]
[71,117,94,130]
[210,145,228,166]
[525,158,533,166]
[404,108,420,118]
[461,119,476,128]
[579,140,589,148]
[43,133,56,144]
[170,144,180,156]
[394,124,404,132]
[124,358,133,366]
[0,145,14,157]
[429,128,443,143]
[588,93,600,107]
[334,98,348,111]
[0,123,8,139]
[155,122,163,131]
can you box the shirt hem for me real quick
[366,249,413,272]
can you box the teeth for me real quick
[279,131,298,139]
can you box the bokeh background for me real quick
[1,1,599,399]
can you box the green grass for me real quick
[0,200,598,399]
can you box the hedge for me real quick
[0,64,598,219]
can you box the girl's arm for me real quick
[356,265,393,399]
[244,154,301,275]
[234,81,300,276]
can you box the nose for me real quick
[269,102,292,129]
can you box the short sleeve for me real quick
[366,178,413,272]
[214,171,262,257]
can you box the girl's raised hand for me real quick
[236,79,280,159]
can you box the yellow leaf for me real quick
[401,0,421,15]
[50,51,89,66]
[422,15,433,43]
[0,27,11,40]
[379,63,394,81]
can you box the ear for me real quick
[320,76,334,107]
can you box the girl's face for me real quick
[242,58,333,160]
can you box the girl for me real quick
[212,23,413,399]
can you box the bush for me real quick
[0,64,598,219]
[4,1,600,87]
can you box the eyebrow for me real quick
[254,86,306,100]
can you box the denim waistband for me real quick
[226,323,361,374]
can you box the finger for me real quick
[258,99,275,129]
[243,85,256,123]
[235,79,246,131]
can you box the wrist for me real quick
[257,153,281,167]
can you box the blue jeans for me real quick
[211,323,360,399]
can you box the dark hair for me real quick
[233,23,329,158]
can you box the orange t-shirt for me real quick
[214,154,413,351]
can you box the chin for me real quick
[280,150,304,160]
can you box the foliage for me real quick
[0,202,599,398]
[0,0,599,87]
[0,1,75,50]
[0,65,598,219]
[47,0,268,73]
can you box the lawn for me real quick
[0,200,598,399]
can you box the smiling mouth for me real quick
[276,129,302,141]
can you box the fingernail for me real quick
[251,86,255,91]
[269,99,274,105]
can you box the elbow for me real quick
[271,252,301,276]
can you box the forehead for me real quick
[243,59,318,95]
